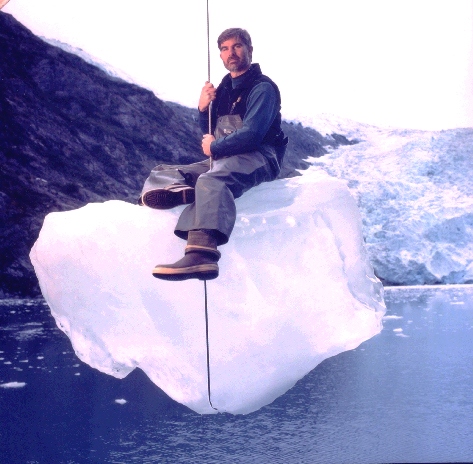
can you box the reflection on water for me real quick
[1,285,472,463]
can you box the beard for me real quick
[225,52,251,74]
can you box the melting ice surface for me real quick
[30,169,385,414]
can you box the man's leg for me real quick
[139,160,210,209]
[175,151,276,244]
[152,151,276,280]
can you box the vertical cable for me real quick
[204,280,217,411]
[206,0,213,170]
[204,1,216,412]
[206,0,211,86]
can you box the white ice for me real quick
[296,115,473,285]
[30,169,385,415]
[0,382,26,388]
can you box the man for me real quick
[140,28,287,281]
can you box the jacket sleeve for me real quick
[209,82,278,159]
[199,107,211,134]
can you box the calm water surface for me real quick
[1,285,472,463]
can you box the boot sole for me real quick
[142,187,195,210]
[152,263,219,281]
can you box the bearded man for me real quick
[140,28,287,281]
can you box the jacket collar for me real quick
[223,63,262,90]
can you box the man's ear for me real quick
[249,46,254,61]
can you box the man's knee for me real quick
[195,171,230,195]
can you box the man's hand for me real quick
[198,82,216,112]
[202,134,215,157]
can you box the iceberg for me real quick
[29,169,385,414]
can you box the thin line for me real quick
[207,0,211,83]
[206,0,213,170]
[204,280,217,411]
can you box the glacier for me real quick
[29,169,385,415]
[302,116,473,285]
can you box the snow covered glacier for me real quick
[30,169,385,415]
[303,116,473,286]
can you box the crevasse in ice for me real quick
[29,169,385,414]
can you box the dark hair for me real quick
[217,28,252,50]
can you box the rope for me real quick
[204,280,218,411]
[206,0,213,170]
[204,1,216,412]
[206,0,211,88]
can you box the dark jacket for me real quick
[199,64,286,163]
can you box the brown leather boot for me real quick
[152,230,220,281]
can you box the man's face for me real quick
[219,37,252,77]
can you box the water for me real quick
[1,285,472,463]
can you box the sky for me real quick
[3,0,473,130]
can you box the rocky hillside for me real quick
[0,12,356,298]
